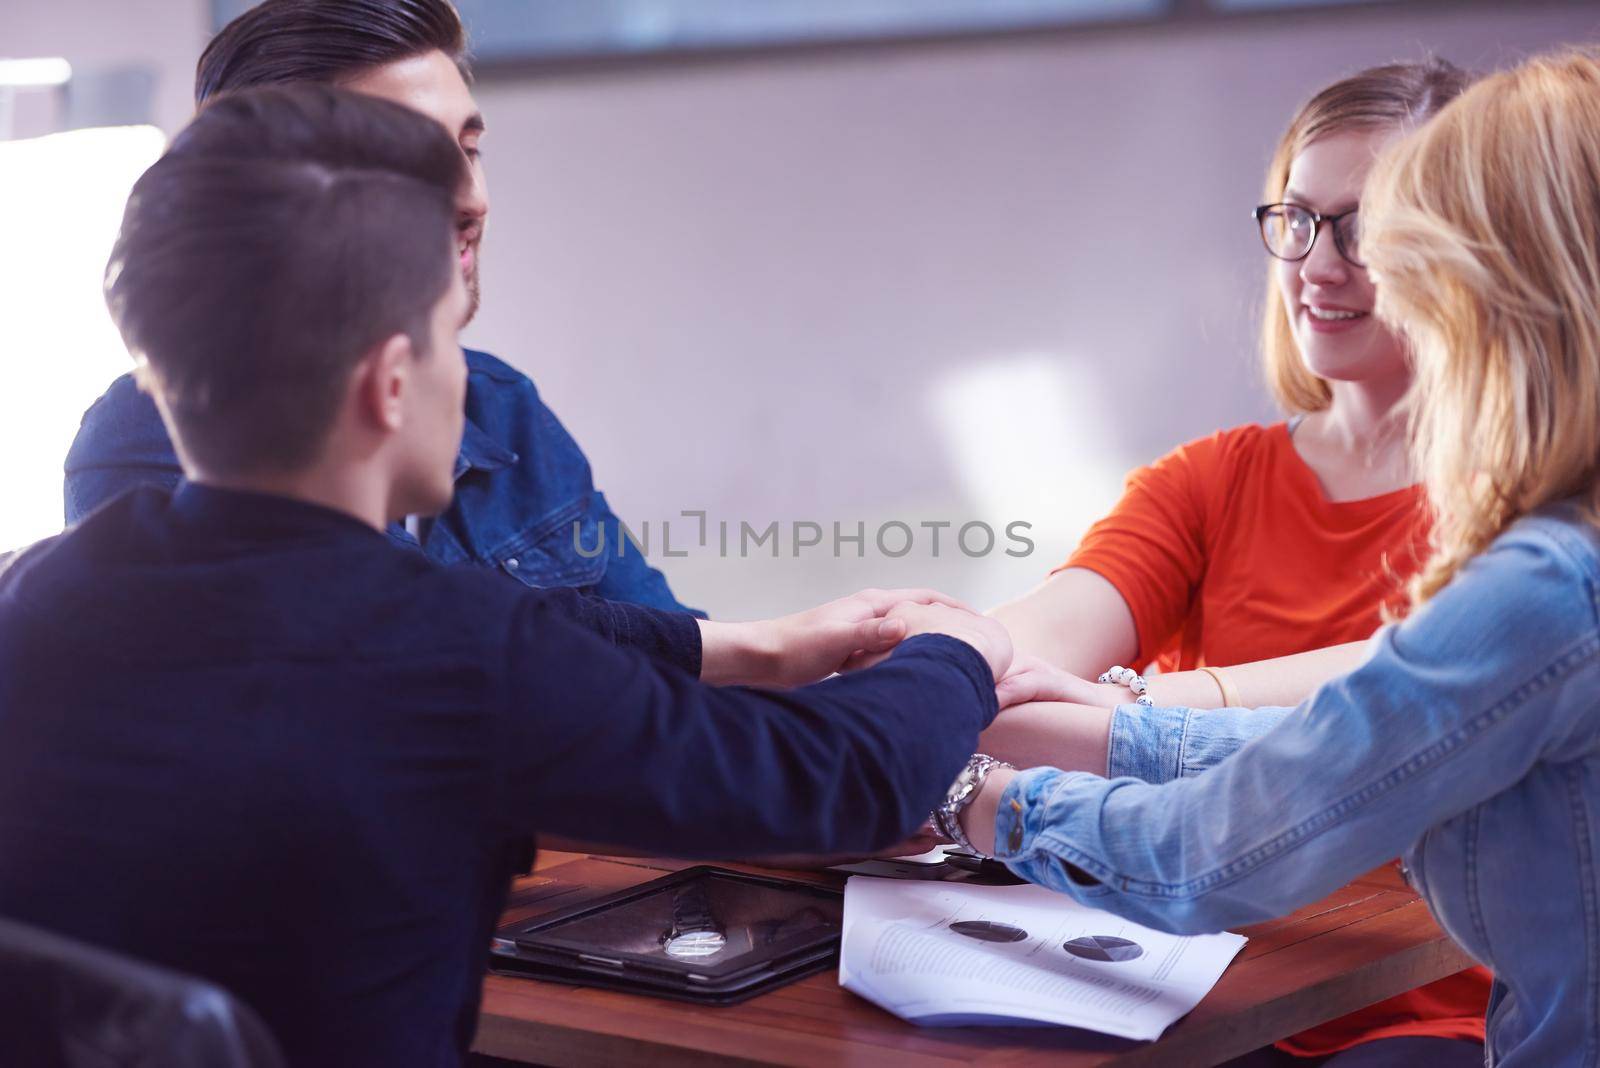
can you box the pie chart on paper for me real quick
[949,920,1029,943]
[1062,934,1144,963]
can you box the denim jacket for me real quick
[995,508,1600,1067]
[62,349,700,615]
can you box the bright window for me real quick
[0,124,166,551]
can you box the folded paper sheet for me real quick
[839,877,1246,1040]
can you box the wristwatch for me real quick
[933,753,1014,858]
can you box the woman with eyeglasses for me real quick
[982,60,1490,1066]
[943,47,1600,1068]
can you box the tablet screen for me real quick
[516,870,841,975]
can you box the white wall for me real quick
[462,2,1600,617]
[3,0,207,138]
[7,2,1600,616]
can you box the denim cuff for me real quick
[1106,703,1193,784]
[991,766,1119,897]
[994,766,1087,863]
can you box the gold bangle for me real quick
[1198,666,1240,707]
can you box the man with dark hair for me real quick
[64,0,695,614]
[1,86,1009,1067]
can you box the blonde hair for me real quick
[1362,49,1600,603]
[1259,59,1473,413]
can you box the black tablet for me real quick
[490,866,843,1005]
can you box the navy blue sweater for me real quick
[0,483,996,1066]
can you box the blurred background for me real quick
[4,0,1598,618]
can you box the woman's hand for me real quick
[995,653,1126,710]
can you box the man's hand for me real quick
[700,587,973,688]
[995,653,1124,710]
[879,601,1013,683]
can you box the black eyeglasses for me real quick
[1253,203,1363,267]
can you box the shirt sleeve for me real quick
[588,489,707,618]
[1062,433,1221,665]
[522,585,702,676]
[995,519,1600,934]
[491,602,1000,856]
[63,375,182,525]
[1106,703,1293,784]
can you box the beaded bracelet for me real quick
[1098,664,1155,707]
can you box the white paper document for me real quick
[839,877,1246,1041]
[888,844,959,864]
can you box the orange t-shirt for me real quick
[1064,422,1489,1056]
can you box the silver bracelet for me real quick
[1098,664,1154,706]
[932,753,1015,859]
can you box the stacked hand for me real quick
[763,587,978,687]
[704,587,1003,688]
[874,600,1013,684]
[993,653,1124,710]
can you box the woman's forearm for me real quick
[988,568,1138,679]
[695,619,780,686]
[990,567,1370,710]
[963,766,1019,856]
[979,701,1112,775]
[1144,639,1374,709]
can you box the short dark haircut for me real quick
[104,86,464,475]
[197,0,469,106]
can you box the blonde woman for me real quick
[992,62,1469,694]
[936,48,1600,1066]
[987,60,1489,1064]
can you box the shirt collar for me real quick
[169,481,385,545]
[455,415,518,481]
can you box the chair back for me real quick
[0,915,286,1068]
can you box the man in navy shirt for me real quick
[0,88,1009,1066]
[65,0,696,614]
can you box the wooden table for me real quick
[474,852,1477,1067]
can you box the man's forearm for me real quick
[696,619,779,686]
[530,587,703,675]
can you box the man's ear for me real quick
[352,332,416,433]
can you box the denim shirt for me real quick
[62,348,701,615]
[995,508,1600,1068]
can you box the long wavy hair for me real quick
[1258,59,1473,414]
[1362,49,1600,603]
